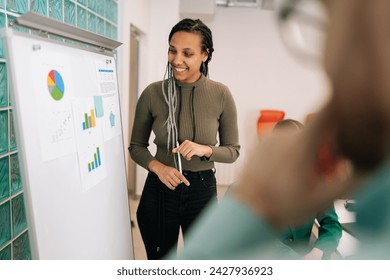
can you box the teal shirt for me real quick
[351,160,390,259]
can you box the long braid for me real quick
[162,63,178,156]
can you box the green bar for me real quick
[84,113,89,128]
[97,147,101,166]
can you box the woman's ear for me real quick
[203,49,209,62]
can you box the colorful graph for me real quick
[47,70,65,101]
[88,147,101,172]
[82,109,96,130]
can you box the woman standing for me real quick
[129,18,240,259]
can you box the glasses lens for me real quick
[278,0,328,64]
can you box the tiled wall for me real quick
[0,0,118,260]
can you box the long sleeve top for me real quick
[129,74,240,171]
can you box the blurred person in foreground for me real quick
[273,119,342,260]
[169,0,390,259]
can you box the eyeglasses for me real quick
[277,0,328,65]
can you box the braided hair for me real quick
[162,18,214,156]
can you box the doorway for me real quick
[128,24,144,198]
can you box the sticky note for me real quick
[94,96,104,118]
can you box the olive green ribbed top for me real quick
[129,75,240,172]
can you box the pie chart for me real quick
[47,70,64,101]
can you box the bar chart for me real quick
[82,109,96,130]
[87,146,101,172]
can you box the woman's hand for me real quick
[148,160,190,190]
[172,140,213,160]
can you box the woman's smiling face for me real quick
[168,31,208,83]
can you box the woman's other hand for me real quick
[148,160,190,190]
[172,140,213,160]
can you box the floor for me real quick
[128,185,229,260]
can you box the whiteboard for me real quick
[3,29,133,259]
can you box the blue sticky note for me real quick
[94,96,104,118]
[109,111,115,128]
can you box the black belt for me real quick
[182,169,215,176]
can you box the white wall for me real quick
[117,0,151,122]
[118,1,330,193]
[206,6,329,167]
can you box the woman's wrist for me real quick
[204,145,213,158]
[148,160,163,174]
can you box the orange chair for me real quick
[257,110,285,139]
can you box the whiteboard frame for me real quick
[3,28,134,260]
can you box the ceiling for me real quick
[216,0,275,10]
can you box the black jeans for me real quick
[136,169,217,260]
